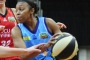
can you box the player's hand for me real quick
[23,43,45,59]
[33,33,61,53]
[56,22,67,29]
[26,43,45,54]
[47,33,61,46]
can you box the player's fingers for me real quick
[31,49,41,52]
[35,43,46,49]
[52,32,63,38]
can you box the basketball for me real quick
[51,32,79,60]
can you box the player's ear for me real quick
[30,8,35,15]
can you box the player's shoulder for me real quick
[11,8,16,12]
[11,8,16,15]
[45,17,55,24]
[12,26,19,32]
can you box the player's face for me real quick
[16,2,32,23]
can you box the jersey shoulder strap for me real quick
[11,8,18,23]
[11,8,16,16]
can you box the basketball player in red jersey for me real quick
[0,0,22,60]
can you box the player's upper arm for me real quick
[11,26,26,48]
[46,18,62,34]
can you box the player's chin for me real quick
[18,20,24,23]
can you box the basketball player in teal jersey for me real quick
[11,0,64,60]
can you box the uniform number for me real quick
[1,40,11,47]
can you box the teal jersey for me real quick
[18,17,54,60]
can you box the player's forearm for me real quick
[0,46,28,58]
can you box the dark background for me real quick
[6,0,90,60]
[5,0,17,8]
[40,0,90,47]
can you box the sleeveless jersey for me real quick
[0,8,21,60]
[18,17,54,60]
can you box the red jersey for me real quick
[0,8,21,60]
